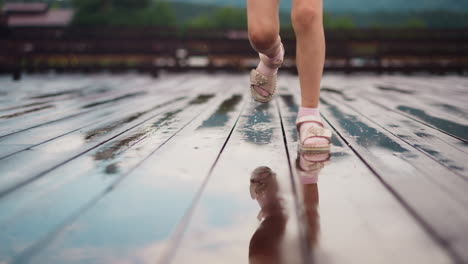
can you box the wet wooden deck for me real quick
[0,73,467,264]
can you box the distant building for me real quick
[1,2,74,27]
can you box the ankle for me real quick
[298,107,320,118]
[257,61,278,76]
[256,43,284,77]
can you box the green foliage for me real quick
[186,7,247,29]
[72,0,176,26]
[324,13,356,29]
[403,17,426,28]
[213,7,247,29]
[66,0,468,29]
[187,15,215,28]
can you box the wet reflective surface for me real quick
[0,73,467,263]
[248,152,328,264]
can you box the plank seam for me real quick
[0,78,162,139]
[0,96,190,199]
[365,96,468,144]
[275,97,313,264]
[330,95,468,182]
[320,109,463,264]
[8,90,225,264]
[158,95,248,264]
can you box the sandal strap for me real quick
[296,115,323,128]
[250,69,273,96]
[296,116,332,142]
[306,126,332,139]
[250,69,268,86]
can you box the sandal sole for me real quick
[298,144,331,153]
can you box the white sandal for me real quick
[250,44,284,103]
[296,116,332,153]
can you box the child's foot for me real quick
[250,43,284,103]
[296,108,331,152]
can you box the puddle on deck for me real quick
[91,94,215,175]
[29,89,82,100]
[241,103,274,145]
[248,151,328,264]
[397,105,468,141]
[376,85,415,94]
[82,91,147,109]
[188,94,215,105]
[0,101,52,112]
[322,98,408,153]
[198,94,243,129]
[84,97,186,141]
[0,105,55,119]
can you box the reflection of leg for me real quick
[292,0,329,148]
[247,0,284,100]
[303,183,320,246]
[249,216,286,264]
[296,151,327,246]
[249,167,286,264]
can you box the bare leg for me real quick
[292,0,330,149]
[247,0,285,100]
[292,0,325,108]
[247,0,281,57]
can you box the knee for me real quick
[248,27,278,53]
[292,6,321,32]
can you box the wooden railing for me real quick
[1,26,467,79]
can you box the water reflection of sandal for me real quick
[249,166,281,221]
[296,151,331,184]
[296,116,332,153]
[249,44,284,103]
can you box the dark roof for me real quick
[8,9,75,27]
[2,3,49,14]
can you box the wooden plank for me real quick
[381,75,468,106]
[0,73,466,264]
[0,75,194,158]
[0,73,224,197]
[0,95,187,196]
[275,90,452,263]
[164,98,306,264]
[371,76,468,137]
[0,78,247,263]
[319,75,468,152]
[321,75,468,141]
[316,93,468,262]
[0,74,112,117]
[0,74,155,137]
[322,92,468,179]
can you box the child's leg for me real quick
[292,0,329,148]
[292,0,325,108]
[247,0,284,100]
[247,0,281,58]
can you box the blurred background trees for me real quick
[71,0,176,26]
[2,0,468,29]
